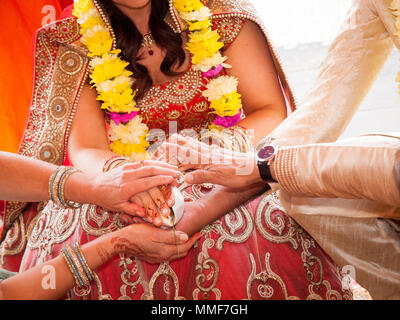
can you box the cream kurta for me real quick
[262,0,400,299]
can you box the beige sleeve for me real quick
[258,0,394,149]
[272,134,400,207]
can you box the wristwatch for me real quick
[256,144,277,182]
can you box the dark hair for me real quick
[98,0,186,98]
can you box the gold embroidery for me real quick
[27,201,80,264]
[0,216,26,265]
[246,253,300,300]
[118,254,146,300]
[255,191,298,249]
[193,238,221,300]
[142,262,184,300]
[215,205,254,250]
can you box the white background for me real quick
[252,0,400,138]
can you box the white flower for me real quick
[192,52,231,72]
[81,24,109,43]
[96,75,134,92]
[179,7,211,22]
[77,7,100,24]
[89,52,119,68]
[109,116,148,145]
[202,76,239,101]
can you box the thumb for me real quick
[156,229,189,244]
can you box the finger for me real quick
[127,166,181,180]
[119,202,145,218]
[119,213,137,225]
[168,232,202,260]
[120,161,179,172]
[148,187,170,219]
[168,133,199,147]
[184,170,222,185]
[129,175,176,196]
[130,195,147,219]
[138,191,162,226]
[163,142,204,168]
[153,229,188,245]
[158,184,174,207]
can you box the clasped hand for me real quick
[155,134,264,190]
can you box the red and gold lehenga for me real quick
[0,0,355,300]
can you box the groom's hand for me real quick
[157,134,265,189]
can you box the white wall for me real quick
[251,0,400,138]
[252,0,352,48]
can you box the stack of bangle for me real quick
[62,243,94,289]
[202,125,253,153]
[102,156,131,173]
[48,166,82,209]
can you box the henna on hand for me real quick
[111,236,145,258]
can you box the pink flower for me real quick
[213,110,242,128]
[202,64,224,78]
[109,111,138,125]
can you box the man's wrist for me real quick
[248,152,264,184]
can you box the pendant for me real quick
[141,32,155,56]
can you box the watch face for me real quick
[258,145,275,161]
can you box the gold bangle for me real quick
[102,156,131,172]
[49,166,82,209]
[57,168,82,209]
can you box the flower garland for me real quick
[390,0,400,95]
[73,0,242,160]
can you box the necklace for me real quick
[73,0,242,161]
[141,32,154,56]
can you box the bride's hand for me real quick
[129,185,175,226]
[157,134,263,190]
[111,223,201,264]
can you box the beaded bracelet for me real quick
[62,247,85,288]
[62,243,94,290]
[73,242,94,282]
[102,156,131,173]
[66,245,90,286]
[48,166,82,209]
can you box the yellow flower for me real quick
[90,54,132,84]
[187,18,211,31]
[179,6,211,21]
[208,123,223,132]
[110,138,150,159]
[81,25,113,57]
[79,16,104,35]
[72,0,93,18]
[192,51,230,72]
[173,0,203,13]
[97,87,137,113]
[186,28,224,64]
[209,91,242,117]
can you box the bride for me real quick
[4,0,354,299]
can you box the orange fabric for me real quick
[0,0,72,153]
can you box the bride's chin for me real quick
[112,0,151,10]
